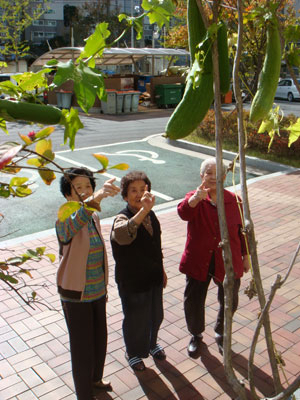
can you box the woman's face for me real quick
[201,164,225,191]
[201,164,217,190]
[66,176,94,201]
[125,179,147,210]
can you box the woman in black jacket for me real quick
[110,171,167,371]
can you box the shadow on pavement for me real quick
[152,359,204,399]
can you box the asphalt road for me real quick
[4,109,174,152]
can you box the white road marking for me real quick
[55,134,161,154]
[97,150,165,164]
[55,153,174,201]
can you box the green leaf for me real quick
[73,61,106,113]
[108,163,130,170]
[52,60,76,87]
[58,201,81,222]
[93,153,109,169]
[0,186,10,198]
[13,70,51,92]
[60,108,84,150]
[46,59,59,66]
[9,177,29,187]
[0,272,18,284]
[78,22,111,61]
[7,256,24,266]
[0,80,20,98]
[287,118,300,147]
[25,249,39,258]
[141,0,175,28]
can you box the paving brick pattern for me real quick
[0,171,299,400]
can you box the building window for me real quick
[33,20,44,26]
[45,20,56,27]
[31,31,56,40]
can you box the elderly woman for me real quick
[178,158,250,357]
[110,171,167,372]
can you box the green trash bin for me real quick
[101,90,116,114]
[154,84,182,108]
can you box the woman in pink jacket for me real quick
[178,158,250,357]
[56,167,119,400]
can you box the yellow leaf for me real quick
[19,134,33,145]
[108,163,130,170]
[45,253,56,263]
[258,119,274,134]
[27,158,42,167]
[57,201,81,222]
[22,269,33,279]
[35,126,55,139]
[38,168,56,185]
[287,118,300,147]
[35,139,52,156]
[93,153,109,169]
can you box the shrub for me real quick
[194,109,300,157]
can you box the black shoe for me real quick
[187,335,202,357]
[215,334,223,355]
[150,344,166,360]
[93,379,112,391]
[125,353,146,371]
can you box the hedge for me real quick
[194,109,300,157]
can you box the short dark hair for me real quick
[120,171,151,199]
[60,167,96,197]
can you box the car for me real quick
[275,78,300,102]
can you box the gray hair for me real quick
[200,158,227,176]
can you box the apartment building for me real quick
[25,0,145,46]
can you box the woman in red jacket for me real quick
[177,158,250,357]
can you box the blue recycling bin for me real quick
[137,75,152,93]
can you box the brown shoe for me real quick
[93,379,112,391]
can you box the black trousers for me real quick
[118,284,164,358]
[184,257,240,337]
[61,296,107,400]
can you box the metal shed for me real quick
[30,47,190,74]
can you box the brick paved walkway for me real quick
[1,170,300,400]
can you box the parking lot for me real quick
[1,133,262,242]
